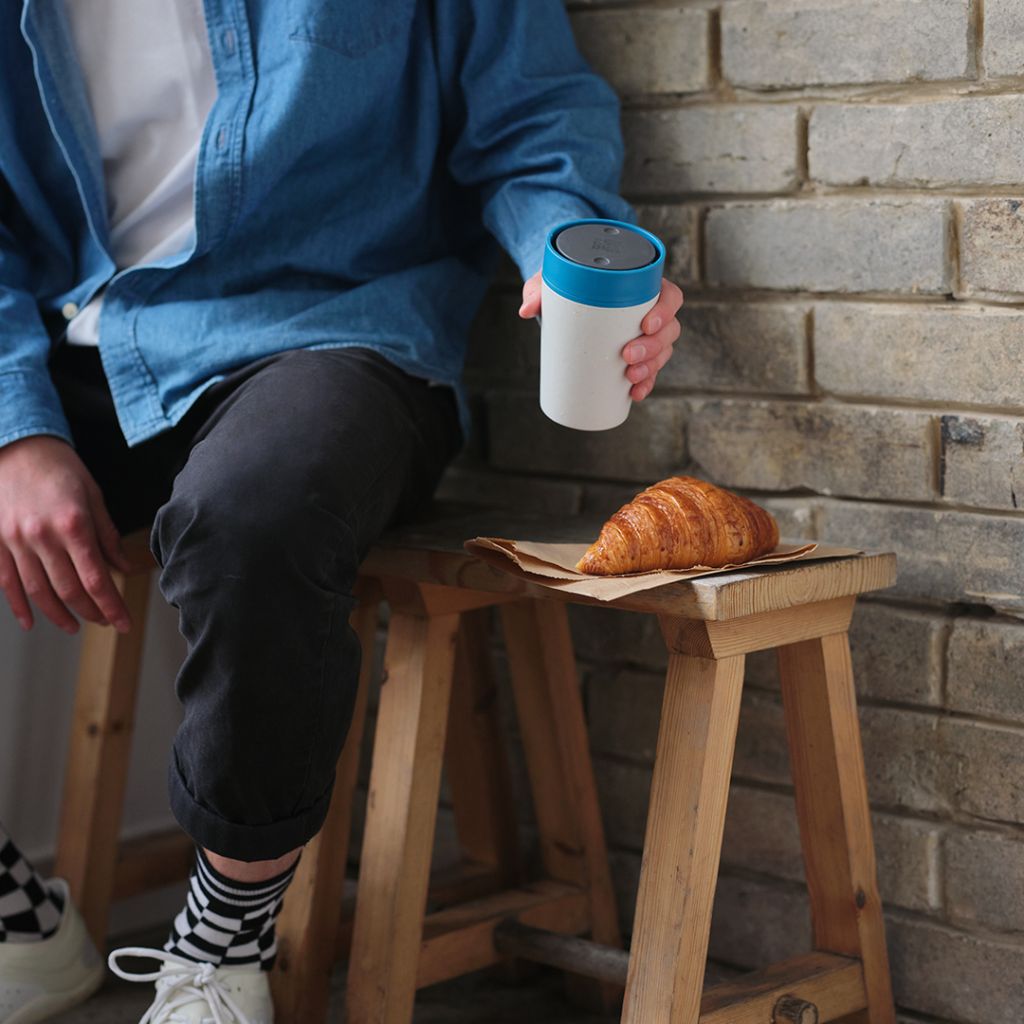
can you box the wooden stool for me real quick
[272,507,899,1024]
[53,523,535,964]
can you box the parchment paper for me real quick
[464,537,864,601]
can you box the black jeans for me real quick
[50,343,463,860]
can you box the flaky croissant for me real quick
[575,476,779,575]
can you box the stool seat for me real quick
[361,502,896,620]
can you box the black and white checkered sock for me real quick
[163,848,297,971]
[0,824,64,943]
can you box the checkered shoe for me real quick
[0,879,104,1024]
[0,842,61,944]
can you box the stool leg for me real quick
[54,569,152,950]
[777,632,897,1024]
[444,608,521,888]
[500,599,623,1011]
[345,606,459,1024]
[621,652,745,1024]
[271,588,380,1024]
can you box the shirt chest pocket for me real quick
[289,0,416,58]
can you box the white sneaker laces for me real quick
[108,948,256,1024]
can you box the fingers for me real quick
[519,271,543,319]
[624,280,684,401]
[35,541,106,626]
[640,278,685,335]
[88,485,132,575]
[12,547,79,634]
[0,548,31,630]
[65,527,131,633]
[623,316,682,374]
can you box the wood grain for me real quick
[417,881,590,989]
[621,652,745,1024]
[444,608,521,886]
[363,540,895,621]
[777,633,897,1024]
[345,603,459,1024]
[500,599,623,1010]
[54,568,152,949]
[660,596,855,659]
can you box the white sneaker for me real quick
[107,949,273,1024]
[0,878,104,1024]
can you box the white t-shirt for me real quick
[63,0,217,344]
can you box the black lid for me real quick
[553,223,658,271]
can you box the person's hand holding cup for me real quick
[518,220,683,426]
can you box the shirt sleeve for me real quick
[0,212,73,451]
[438,0,637,281]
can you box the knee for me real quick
[152,445,359,603]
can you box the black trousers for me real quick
[50,343,463,860]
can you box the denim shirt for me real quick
[1,0,634,450]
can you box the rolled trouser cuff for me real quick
[168,758,333,861]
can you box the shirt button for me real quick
[62,301,79,320]
[216,126,228,150]
[222,28,236,56]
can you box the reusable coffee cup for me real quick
[539,218,665,431]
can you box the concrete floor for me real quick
[49,925,617,1023]
[51,968,618,1023]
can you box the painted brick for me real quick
[959,198,1024,298]
[819,500,1024,615]
[945,830,1024,932]
[860,706,950,815]
[687,399,934,501]
[488,391,687,482]
[888,917,1024,1024]
[757,497,819,540]
[872,813,941,913]
[635,204,699,285]
[811,97,1024,188]
[940,414,1024,512]
[733,695,953,815]
[941,718,1024,824]
[816,304,1024,408]
[985,0,1024,77]
[622,106,799,195]
[435,465,583,516]
[947,619,1024,725]
[708,875,811,969]
[720,785,804,882]
[721,599,943,707]
[706,201,952,294]
[587,668,663,764]
[732,689,791,785]
[593,757,651,849]
[722,786,939,912]
[660,304,810,394]
[571,606,669,673]
[722,0,972,89]
[849,602,945,706]
[570,8,710,96]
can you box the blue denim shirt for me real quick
[1,0,633,450]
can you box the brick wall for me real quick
[435,3,1024,1021]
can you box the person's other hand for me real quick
[0,435,132,634]
[519,271,684,401]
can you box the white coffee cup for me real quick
[539,219,665,431]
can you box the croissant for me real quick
[575,476,779,575]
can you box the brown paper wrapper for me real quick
[463,537,863,602]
